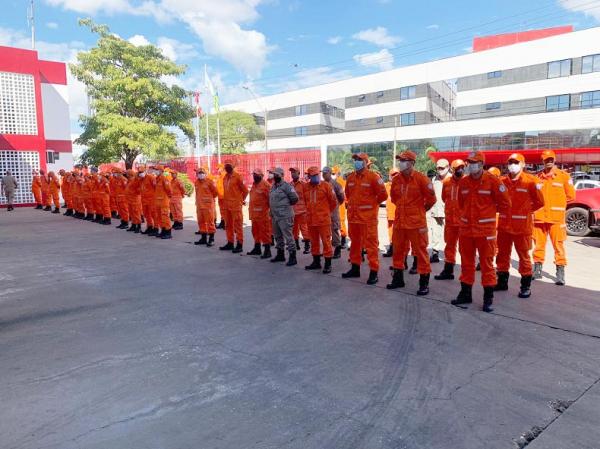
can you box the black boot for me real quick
[116,220,127,229]
[295,239,301,250]
[305,255,322,270]
[303,240,311,254]
[519,275,532,298]
[161,229,172,240]
[111,211,118,219]
[195,230,202,235]
[386,269,405,289]
[219,241,234,251]
[333,245,342,259]
[286,251,297,266]
[555,265,565,286]
[134,224,141,234]
[195,234,208,245]
[247,243,262,255]
[261,244,272,259]
[94,214,103,223]
[148,227,158,236]
[342,264,360,278]
[451,283,473,306]
[173,221,183,230]
[383,244,393,258]
[430,250,440,263]
[155,228,165,238]
[43,206,52,211]
[102,217,111,225]
[217,220,225,229]
[409,257,418,274]
[323,257,332,274]
[35,204,43,209]
[141,226,151,234]
[126,223,136,232]
[417,273,430,296]
[483,286,494,313]
[434,262,455,280]
[207,234,215,247]
[232,242,243,253]
[367,270,379,285]
[494,271,509,291]
[533,262,543,280]
[340,236,347,249]
[52,207,60,214]
[271,249,285,263]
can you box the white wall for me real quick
[41,83,71,141]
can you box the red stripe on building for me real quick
[46,139,73,152]
[39,60,67,85]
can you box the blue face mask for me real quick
[310,175,320,185]
[354,160,365,171]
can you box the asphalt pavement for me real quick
[1,207,599,449]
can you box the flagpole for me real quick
[216,112,221,164]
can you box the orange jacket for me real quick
[40,175,50,193]
[441,176,463,227]
[216,173,225,200]
[223,171,248,210]
[97,176,110,196]
[141,174,156,201]
[291,179,308,215]
[458,171,511,237]
[534,167,575,224]
[499,172,545,235]
[390,170,436,229]
[61,175,71,196]
[305,181,338,226]
[49,176,61,195]
[113,176,128,197]
[126,176,142,198]
[385,182,395,221]
[171,178,185,199]
[31,175,42,193]
[194,178,218,211]
[249,179,271,220]
[345,170,388,224]
[154,175,172,205]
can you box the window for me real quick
[376,91,384,98]
[358,94,366,103]
[546,95,570,112]
[46,150,56,164]
[547,59,571,78]
[295,126,308,136]
[485,102,501,110]
[0,72,38,135]
[376,116,384,124]
[400,86,416,100]
[581,91,600,109]
[400,112,416,126]
[295,104,308,116]
[582,54,600,74]
[487,71,502,79]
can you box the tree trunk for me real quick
[124,150,138,170]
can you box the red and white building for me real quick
[0,45,72,206]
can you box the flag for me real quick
[204,66,220,114]
[193,91,203,118]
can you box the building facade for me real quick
[0,45,72,206]
[223,26,600,174]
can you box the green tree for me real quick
[71,19,194,169]
[201,110,264,155]
[327,148,355,175]
[415,146,437,174]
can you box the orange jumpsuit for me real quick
[195,178,218,234]
[82,175,94,215]
[40,174,51,207]
[91,174,103,217]
[497,172,545,276]
[61,174,72,209]
[72,176,83,214]
[223,171,248,244]
[305,181,338,258]
[390,171,437,274]
[126,174,142,225]
[337,176,348,238]
[385,181,396,243]
[48,175,61,208]
[154,175,173,230]
[216,172,225,223]
[109,176,118,214]
[291,179,309,241]
[249,179,272,245]
[31,175,42,205]
[98,176,111,218]
[345,168,388,271]
[458,172,511,287]
[114,175,129,222]
[170,177,185,223]
[441,176,462,265]
[533,167,575,266]
[141,174,156,229]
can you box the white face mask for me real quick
[139,172,146,178]
[197,174,206,180]
[544,160,554,169]
[467,163,482,175]
[437,167,449,177]
[267,173,274,180]
[398,161,411,171]
[507,163,522,175]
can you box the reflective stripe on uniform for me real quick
[516,188,527,193]
[358,204,373,209]
[552,182,562,187]
[512,215,527,219]
[478,217,496,223]
[486,236,496,240]
[551,207,565,211]
[478,190,491,195]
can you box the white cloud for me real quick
[44,0,134,15]
[353,48,394,71]
[156,37,198,61]
[558,0,600,21]
[353,26,402,48]
[46,22,59,29]
[270,66,353,92]
[128,34,150,47]
[426,24,439,30]
[327,36,342,45]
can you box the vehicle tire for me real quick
[566,206,591,237]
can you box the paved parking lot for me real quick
[1,208,599,449]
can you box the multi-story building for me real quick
[0,45,72,206]
[223,25,600,173]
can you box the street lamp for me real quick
[242,85,269,167]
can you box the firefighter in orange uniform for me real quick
[532,150,575,285]
[169,170,186,230]
[140,165,157,235]
[290,167,311,254]
[494,153,545,298]
[109,170,119,219]
[451,151,511,313]
[113,168,130,229]
[219,161,248,253]
[332,166,348,249]
[31,170,43,209]
[40,169,51,210]
[386,151,437,295]
[97,172,112,224]
[125,169,142,233]
[59,169,71,214]
[342,153,388,285]
[48,171,61,213]
[90,169,104,223]
[247,168,272,258]
[72,171,84,218]
[303,166,338,274]
[435,159,465,280]
[153,165,173,239]
[193,167,218,246]
[216,164,226,229]
[383,168,399,257]
[82,173,94,220]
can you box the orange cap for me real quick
[154,164,165,171]
[466,151,485,163]
[396,150,417,161]
[451,159,465,170]
[389,168,400,177]
[253,168,264,176]
[332,165,341,174]
[352,152,369,162]
[541,150,556,161]
[507,153,525,164]
[126,169,136,177]
[137,164,146,172]
[306,166,320,176]
[487,167,501,177]
[289,167,300,173]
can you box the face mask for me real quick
[225,166,233,174]
[273,175,282,183]
[197,173,205,180]
[354,160,365,171]
[310,175,320,185]
[268,173,274,180]
[437,167,449,177]
[332,174,337,180]
[544,160,554,169]
[467,163,482,175]
[291,173,299,181]
[398,161,411,171]
[454,169,464,178]
[139,172,146,178]
[507,163,522,175]
[253,174,262,183]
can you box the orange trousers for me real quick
[533,222,567,266]
[100,194,111,218]
[224,208,244,243]
[110,194,117,212]
[50,191,60,208]
[197,206,216,234]
[443,225,460,265]
[142,201,155,228]
[497,232,533,276]
[83,196,93,214]
[348,222,380,271]
[459,235,497,287]
[155,200,171,230]
[42,191,51,207]
[217,198,225,222]
[293,213,309,240]
[32,188,42,205]
[128,197,142,224]
[251,218,271,245]
[387,220,394,244]
[310,224,333,258]
[392,227,430,274]
[117,195,129,222]
[340,204,347,237]
[170,197,183,222]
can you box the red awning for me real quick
[428,148,600,165]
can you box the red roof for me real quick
[428,148,600,165]
[473,26,573,52]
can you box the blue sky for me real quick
[1,0,599,131]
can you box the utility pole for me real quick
[393,115,398,169]
[28,0,35,50]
